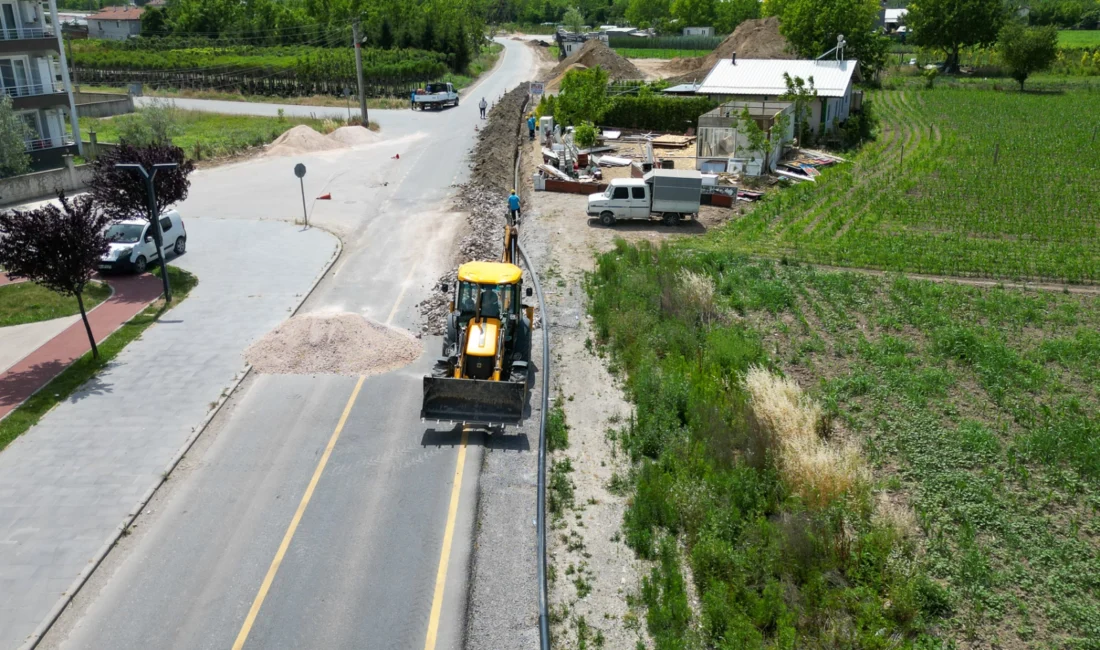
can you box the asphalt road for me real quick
[43,38,536,650]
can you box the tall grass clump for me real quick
[744,366,868,508]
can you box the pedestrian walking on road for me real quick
[527,114,536,140]
[508,190,521,224]
[479,97,487,119]
[410,89,417,110]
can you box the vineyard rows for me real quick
[715,88,1100,283]
[70,43,449,96]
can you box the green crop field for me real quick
[588,245,1100,648]
[1058,30,1100,47]
[614,47,711,59]
[716,88,1100,282]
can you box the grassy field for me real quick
[85,109,342,159]
[0,266,196,452]
[717,88,1100,283]
[1059,30,1100,47]
[0,281,111,327]
[615,47,711,59]
[588,242,1100,648]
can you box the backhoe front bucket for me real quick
[421,376,526,425]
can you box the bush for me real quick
[573,121,598,148]
[116,99,181,146]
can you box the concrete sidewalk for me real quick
[0,218,338,649]
[0,274,163,421]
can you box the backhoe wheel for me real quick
[662,212,680,227]
[599,211,616,227]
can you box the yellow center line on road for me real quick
[230,374,365,650]
[423,427,469,650]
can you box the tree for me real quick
[555,66,612,126]
[907,0,1007,72]
[0,96,30,178]
[768,0,890,77]
[115,99,182,147]
[998,22,1058,90]
[714,0,760,33]
[563,5,585,32]
[735,108,770,173]
[780,72,817,143]
[89,144,194,224]
[0,194,112,358]
[626,0,671,28]
[672,0,715,26]
[140,6,168,35]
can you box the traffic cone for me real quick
[317,193,332,200]
[392,153,400,160]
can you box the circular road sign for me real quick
[294,163,307,178]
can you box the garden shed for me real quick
[696,100,795,175]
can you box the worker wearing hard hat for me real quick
[508,190,521,224]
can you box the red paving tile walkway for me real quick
[0,274,163,421]
[0,272,26,287]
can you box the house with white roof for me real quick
[696,56,862,134]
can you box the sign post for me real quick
[294,163,308,228]
[529,82,544,96]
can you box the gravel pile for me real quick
[545,39,643,82]
[264,125,341,157]
[326,125,382,147]
[245,312,421,375]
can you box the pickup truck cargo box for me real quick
[645,169,703,215]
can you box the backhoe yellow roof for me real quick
[458,261,522,285]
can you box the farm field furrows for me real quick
[716,89,1100,283]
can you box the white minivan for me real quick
[100,211,187,274]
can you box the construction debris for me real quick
[650,134,696,148]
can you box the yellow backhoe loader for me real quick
[420,223,534,425]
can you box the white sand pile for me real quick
[265,124,342,157]
[326,125,381,147]
[245,312,422,376]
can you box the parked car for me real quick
[99,211,187,273]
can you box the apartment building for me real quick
[1,0,79,168]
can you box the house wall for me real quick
[682,26,714,36]
[88,18,139,40]
[74,90,133,118]
[708,90,852,135]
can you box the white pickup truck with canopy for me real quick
[413,82,459,110]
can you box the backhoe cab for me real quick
[420,260,534,426]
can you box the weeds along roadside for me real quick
[587,239,1100,648]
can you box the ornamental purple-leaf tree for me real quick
[87,143,195,224]
[0,193,112,358]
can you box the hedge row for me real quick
[602,95,719,133]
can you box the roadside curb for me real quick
[19,227,344,650]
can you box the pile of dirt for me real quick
[264,124,341,157]
[545,39,643,83]
[417,184,509,335]
[245,312,421,375]
[666,17,794,84]
[703,16,793,68]
[419,85,531,335]
[326,125,381,147]
[470,85,529,192]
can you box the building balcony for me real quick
[24,134,74,152]
[4,81,68,109]
[0,27,57,54]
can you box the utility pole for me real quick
[116,162,178,302]
[352,20,368,127]
[49,0,82,156]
